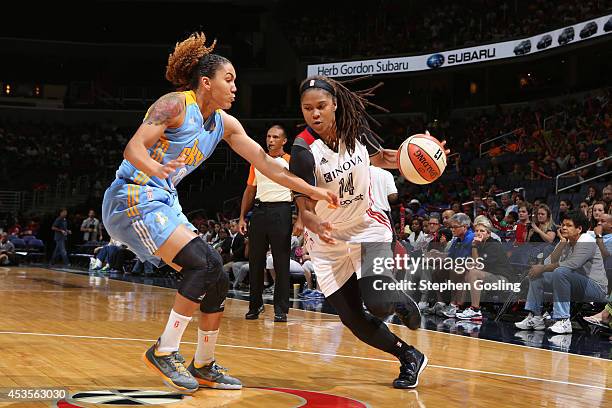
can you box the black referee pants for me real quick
[248,201,292,314]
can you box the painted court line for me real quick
[28,267,612,362]
[0,330,609,392]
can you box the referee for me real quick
[239,125,292,322]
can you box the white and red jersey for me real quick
[289,126,394,295]
[290,127,392,242]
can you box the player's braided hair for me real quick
[166,32,230,91]
[300,75,387,154]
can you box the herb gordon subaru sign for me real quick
[307,14,612,77]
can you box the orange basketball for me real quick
[397,133,447,184]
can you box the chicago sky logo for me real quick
[427,53,445,68]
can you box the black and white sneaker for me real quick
[393,346,428,389]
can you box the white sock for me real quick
[194,329,219,367]
[157,309,192,353]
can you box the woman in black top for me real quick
[527,204,556,243]
[456,221,513,320]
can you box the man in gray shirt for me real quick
[0,233,16,265]
[516,211,608,334]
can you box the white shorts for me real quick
[305,211,393,297]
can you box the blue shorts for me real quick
[101,178,196,266]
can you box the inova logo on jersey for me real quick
[323,156,364,183]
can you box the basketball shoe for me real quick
[394,295,422,330]
[142,342,198,393]
[393,346,428,389]
[187,360,243,390]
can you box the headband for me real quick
[300,79,336,97]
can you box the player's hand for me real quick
[152,156,186,179]
[238,217,248,235]
[439,140,451,156]
[424,130,451,155]
[293,216,304,236]
[309,187,339,208]
[315,221,335,244]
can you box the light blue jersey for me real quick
[102,90,224,265]
[115,90,224,192]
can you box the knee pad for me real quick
[200,255,229,314]
[174,237,226,311]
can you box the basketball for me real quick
[397,132,447,184]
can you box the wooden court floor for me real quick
[0,266,610,407]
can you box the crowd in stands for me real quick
[1,82,611,341]
[278,0,612,60]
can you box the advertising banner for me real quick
[307,14,612,77]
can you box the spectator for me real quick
[500,193,512,214]
[0,232,16,265]
[457,221,513,320]
[513,205,531,244]
[90,239,124,271]
[473,215,501,241]
[589,201,607,231]
[441,209,455,227]
[431,213,474,318]
[585,185,600,206]
[579,201,589,218]
[558,199,573,224]
[50,208,71,266]
[80,209,101,243]
[527,204,556,244]
[516,211,608,334]
[406,199,427,218]
[405,218,429,253]
[602,186,612,210]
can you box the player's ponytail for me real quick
[166,32,230,91]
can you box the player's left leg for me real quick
[326,274,428,388]
[184,242,242,389]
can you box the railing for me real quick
[478,129,522,158]
[462,188,525,220]
[461,187,525,207]
[555,156,612,194]
[0,191,22,214]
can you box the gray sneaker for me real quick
[143,343,198,393]
[424,302,446,316]
[187,360,242,390]
[441,304,458,318]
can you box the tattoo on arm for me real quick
[144,92,184,126]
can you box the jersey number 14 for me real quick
[338,173,355,198]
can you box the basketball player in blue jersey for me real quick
[290,75,448,389]
[102,33,338,394]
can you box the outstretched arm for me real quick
[222,112,338,205]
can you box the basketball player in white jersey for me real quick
[290,76,448,388]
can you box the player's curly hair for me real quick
[299,75,387,154]
[165,32,230,91]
